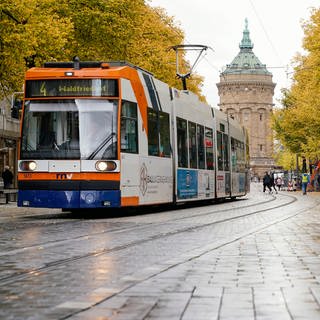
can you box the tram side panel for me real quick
[119,78,141,206]
[172,90,216,203]
[120,75,173,206]
[140,76,173,205]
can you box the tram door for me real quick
[140,77,173,205]
[215,113,231,198]
[229,117,247,197]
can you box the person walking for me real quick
[2,166,13,189]
[2,166,14,204]
[270,173,278,194]
[276,176,282,191]
[293,178,297,191]
[263,172,272,193]
[301,172,310,195]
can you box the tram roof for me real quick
[42,60,153,76]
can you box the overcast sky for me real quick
[149,0,319,108]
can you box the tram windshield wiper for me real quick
[87,132,116,160]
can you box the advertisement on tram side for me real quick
[198,171,214,198]
[139,158,173,204]
[177,169,198,199]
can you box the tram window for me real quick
[189,122,197,168]
[197,125,205,169]
[205,127,214,170]
[147,108,171,157]
[223,133,229,171]
[147,108,159,156]
[120,101,138,153]
[78,99,118,160]
[159,112,170,157]
[217,131,223,170]
[21,99,118,160]
[231,138,237,171]
[239,142,245,170]
[240,142,245,161]
[177,118,188,167]
[231,137,245,172]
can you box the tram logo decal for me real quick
[139,162,172,196]
[140,163,148,196]
[56,173,73,180]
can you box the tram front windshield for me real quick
[21,99,118,160]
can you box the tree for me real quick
[273,7,320,160]
[0,0,205,103]
[0,0,74,102]
[273,146,296,171]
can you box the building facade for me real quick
[216,19,276,179]
[0,98,20,187]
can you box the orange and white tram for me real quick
[18,60,249,209]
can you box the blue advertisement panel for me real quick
[177,169,198,199]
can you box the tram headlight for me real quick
[95,160,117,172]
[19,161,37,171]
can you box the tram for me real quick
[17,59,250,209]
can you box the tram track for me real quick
[0,193,279,257]
[61,194,320,320]
[0,192,301,286]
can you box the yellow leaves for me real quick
[0,0,75,97]
[273,7,320,160]
[302,8,320,52]
[274,149,296,171]
[1,0,204,102]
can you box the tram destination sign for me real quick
[26,79,118,98]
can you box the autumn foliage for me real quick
[0,0,204,103]
[273,7,320,165]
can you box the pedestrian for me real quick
[293,178,297,191]
[2,166,13,189]
[301,172,310,195]
[262,172,272,193]
[276,176,282,191]
[270,173,278,194]
[2,166,14,204]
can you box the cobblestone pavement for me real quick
[0,184,320,319]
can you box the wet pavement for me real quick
[0,184,320,319]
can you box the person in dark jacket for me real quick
[262,172,272,193]
[269,172,278,194]
[2,166,13,189]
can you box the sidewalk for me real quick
[52,188,320,320]
[0,201,61,217]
